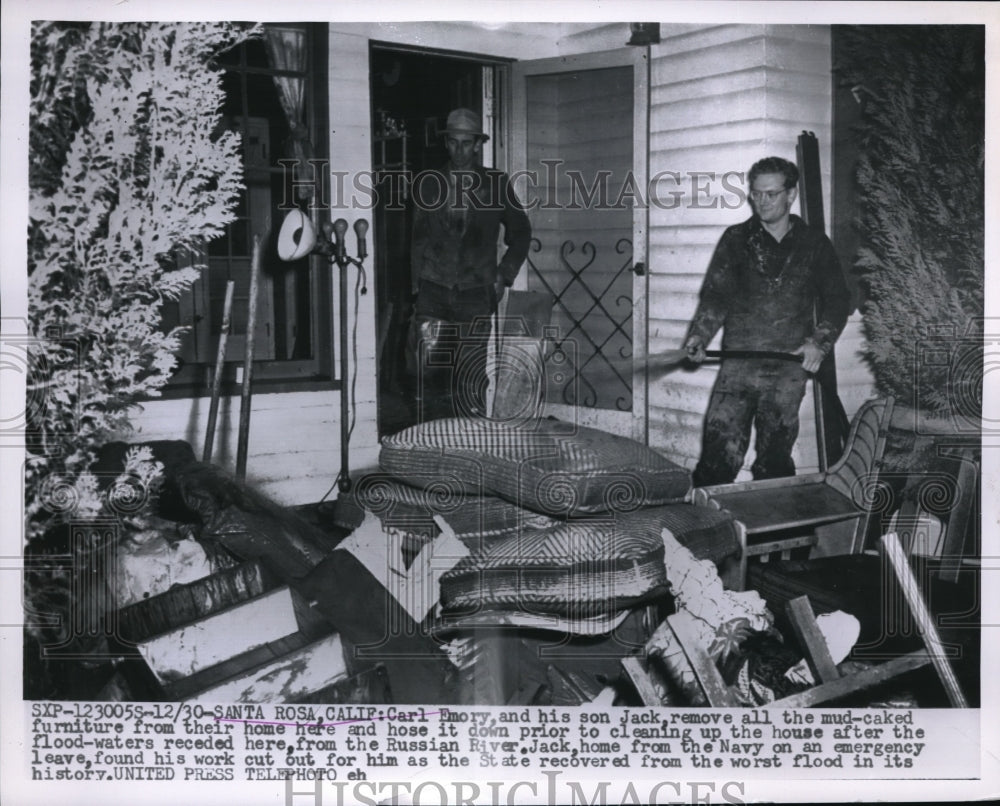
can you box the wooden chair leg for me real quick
[734,520,748,591]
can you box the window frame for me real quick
[161,22,334,400]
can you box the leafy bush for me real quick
[835,26,984,419]
[26,21,257,538]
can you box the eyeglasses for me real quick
[750,189,788,202]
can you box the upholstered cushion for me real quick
[439,509,667,618]
[332,474,557,564]
[655,503,740,566]
[335,474,556,542]
[439,505,738,619]
[379,417,691,517]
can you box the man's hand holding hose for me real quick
[683,336,707,364]
[791,341,825,373]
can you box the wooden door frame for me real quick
[367,42,516,436]
[509,47,651,443]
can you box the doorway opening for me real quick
[368,44,509,436]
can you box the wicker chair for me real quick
[693,397,895,590]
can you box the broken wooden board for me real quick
[137,586,300,684]
[178,631,348,703]
[784,596,841,684]
[621,655,664,706]
[304,664,393,705]
[117,560,273,644]
[769,650,931,708]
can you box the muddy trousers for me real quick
[692,359,809,487]
[410,279,497,422]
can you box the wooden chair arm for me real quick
[693,472,826,504]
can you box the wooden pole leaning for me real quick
[236,236,263,482]
[203,280,235,463]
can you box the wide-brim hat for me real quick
[441,107,489,141]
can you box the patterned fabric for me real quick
[439,506,738,619]
[333,474,556,552]
[380,417,692,517]
[439,515,666,618]
[645,527,773,705]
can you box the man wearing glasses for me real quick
[683,156,850,486]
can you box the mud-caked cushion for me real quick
[334,474,557,544]
[437,504,737,619]
[379,417,691,517]
[438,507,670,618]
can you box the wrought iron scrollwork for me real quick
[526,236,633,411]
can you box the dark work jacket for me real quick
[410,166,532,294]
[686,215,850,355]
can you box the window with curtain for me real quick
[162,22,331,393]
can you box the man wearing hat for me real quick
[409,107,532,421]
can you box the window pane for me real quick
[169,24,326,382]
